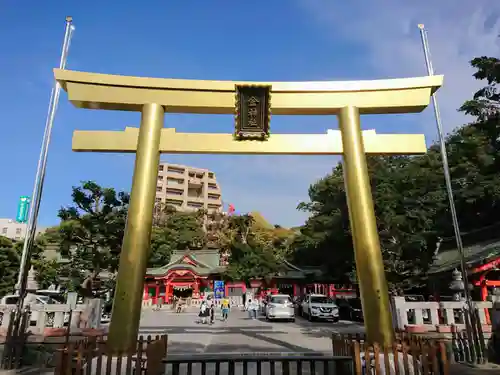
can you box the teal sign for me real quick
[16,196,30,223]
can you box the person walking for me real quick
[249,298,259,320]
[221,297,230,321]
[246,299,253,319]
[209,302,215,325]
[198,301,208,324]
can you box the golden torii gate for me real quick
[55,68,442,352]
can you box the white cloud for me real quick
[251,0,500,227]
[298,0,500,136]
[179,1,500,227]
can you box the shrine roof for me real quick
[428,239,500,275]
[145,249,221,277]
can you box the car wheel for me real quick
[290,318,295,323]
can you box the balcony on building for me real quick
[167,166,185,176]
[187,184,204,198]
[188,178,203,188]
[186,201,204,212]
[166,199,183,209]
[207,193,221,201]
[207,203,222,213]
[166,177,184,187]
[165,188,184,197]
[186,195,205,204]
[207,182,220,192]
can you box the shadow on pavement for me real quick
[139,326,318,353]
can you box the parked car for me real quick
[337,298,363,322]
[265,294,295,322]
[301,294,339,322]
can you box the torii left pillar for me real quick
[107,103,164,352]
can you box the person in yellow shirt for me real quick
[221,298,230,321]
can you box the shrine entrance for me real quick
[57,67,442,350]
[172,285,193,299]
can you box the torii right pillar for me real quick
[339,106,394,345]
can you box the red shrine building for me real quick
[428,223,500,302]
[143,249,355,304]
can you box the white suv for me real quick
[301,294,339,322]
[265,294,295,322]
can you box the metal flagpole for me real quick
[416,27,483,360]
[15,17,75,310]
[417,24,472,306]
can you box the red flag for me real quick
[228,204,235,215]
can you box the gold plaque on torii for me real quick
[234,85,271,140]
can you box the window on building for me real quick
[167,178,184,185]
[16,228,22,234]
[166,199,182,206]
[208,183,217,190]
[157,176,163,181]
[208,172,214,179]
[1,227,7,234]
[166,188,183,196]
[158,165,164,171]
[208,194,220,200]
[167,167,184,174]
[156,186,162,192]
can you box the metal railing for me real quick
[163,354,353,375]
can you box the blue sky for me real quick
[0,0,499,228]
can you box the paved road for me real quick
[138,308,364,355]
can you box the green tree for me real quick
[47,181,129,295]
[222,214,284,286]
[0,234,57,295]
[293,54,500,290]
[0,236,19,296]
[148,204,206,268]
[13,234,58,290]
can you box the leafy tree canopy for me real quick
[293,54,500,290]
[222,214,285,285]
[148,204,206,268]
[46,181,129,294]
[0,236,19,296]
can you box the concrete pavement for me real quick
[138,309,364,355]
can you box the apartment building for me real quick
[0,218,45,241]
[156,162,223,213]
